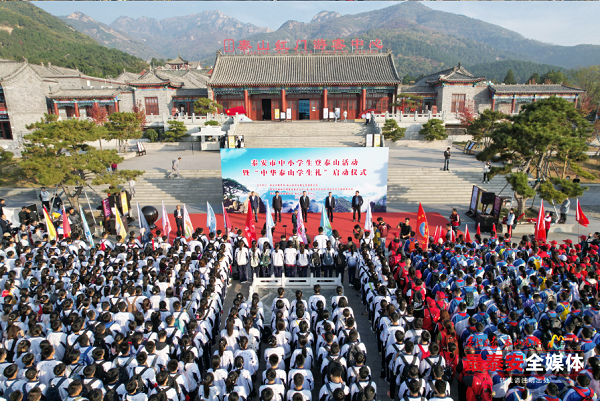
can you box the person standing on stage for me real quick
[249,191,260,223]
[292,209,298,231]
[352,191,363,223]
[300,191,310,222]
[272,191,283,223]
[174,205,184,234]
[325,192,336,223]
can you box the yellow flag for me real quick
[43,207,57,241]
[114,207,127,238]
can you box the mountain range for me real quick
[1,2,599,82]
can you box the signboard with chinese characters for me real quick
[222,38,383,55]
[220,148,389,213]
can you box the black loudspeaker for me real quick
[481,192,496,204]
[479,215,495,232]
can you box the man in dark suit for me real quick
[0,215,11,236]
[249,191,260,223]
[174,205,184,234]
[272,191,283,223]
[351,191,364,222]
[325,192,336,223]
[299,191,310,222]
[19,207,30,225]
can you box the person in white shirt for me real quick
[235,242,250,284]
[318,365,349,401]
[314,228,329,251]
[272,244,284,278]
[287,373,313,401]
[284,243,298,277]
[259,369,286,401]
[39,187,51,210]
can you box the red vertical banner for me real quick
[244,207,257,245]
[416,202,429,249]
[535,200,546,242]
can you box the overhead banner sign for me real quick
[221,148,389,214]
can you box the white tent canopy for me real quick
[190,127,226,137]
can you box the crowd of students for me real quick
[1,206,600,401]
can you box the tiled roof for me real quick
[30,63,81,78]
[127,70,180,87]
[49,88,126,99]
[209,52,402,86]
[166,54,188,65]
[0,61,26,81]
[413,63,485,86]
[489,84,584,94]
[115,70,141,82]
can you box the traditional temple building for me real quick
[208,51,402,120]
[165,55,189,70]
[401,63,584,114]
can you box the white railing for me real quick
[145,113,228,125]
[249,274,342,297]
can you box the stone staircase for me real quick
[387,168,508,205]
[123,169,223,206]
[236,122,370,148]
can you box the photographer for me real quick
[396,217,412,240]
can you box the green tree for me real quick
[540,69,569,84]
[20,117,143,210]
[105,112,144,153]
[503,69,517,85]
[538,177,587,205]
[505,172,536,217]
[572,65,600,111]
[194,98,223,116]
[528,72,540,84]
[381,119,406,142]
[163,120,189,142]
[419,119,447,141]
[477,96,592,215]
[143,129,158,143]
[466,109,508,148]
[0,149,20,186]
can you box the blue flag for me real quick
[137,202,151,243]
[206,202,217,233]
[79,206,95,247]
[320,202,332,237]
[265,201,275,247]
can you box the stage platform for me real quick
[156,211,452,244]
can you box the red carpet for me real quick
[156,212,451,244]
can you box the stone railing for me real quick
[145,113,228,125]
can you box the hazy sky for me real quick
[33,1,600,47]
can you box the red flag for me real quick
[476,222,481,236]
[465,225,472,243]
[244,206,257,246]
[507,224,512,240]
[491,223,496,238]
[433,226,440,244]
[222,203,233,234]
[62,206,71,238]
[451,228,456,243]
[416,203,429,249]
[576,199,590,227]
[535,200,546,242]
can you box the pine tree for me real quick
[503,69,517,85]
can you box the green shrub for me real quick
[205,120,219,126]
[144,129,158,142]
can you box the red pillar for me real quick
[323,89,328,118]
[114,100,119,113]
[244,89,249,115]
[574,96,579,108]
[281,89,286,119]
[74,102,80,118]
[532,95,536,102]
[491,98,496,112]
[361,89,367,112]
[53,103,59,116]
[511,97,516,114]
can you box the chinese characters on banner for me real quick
[220,148,389,213]
[223,38,384,54]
